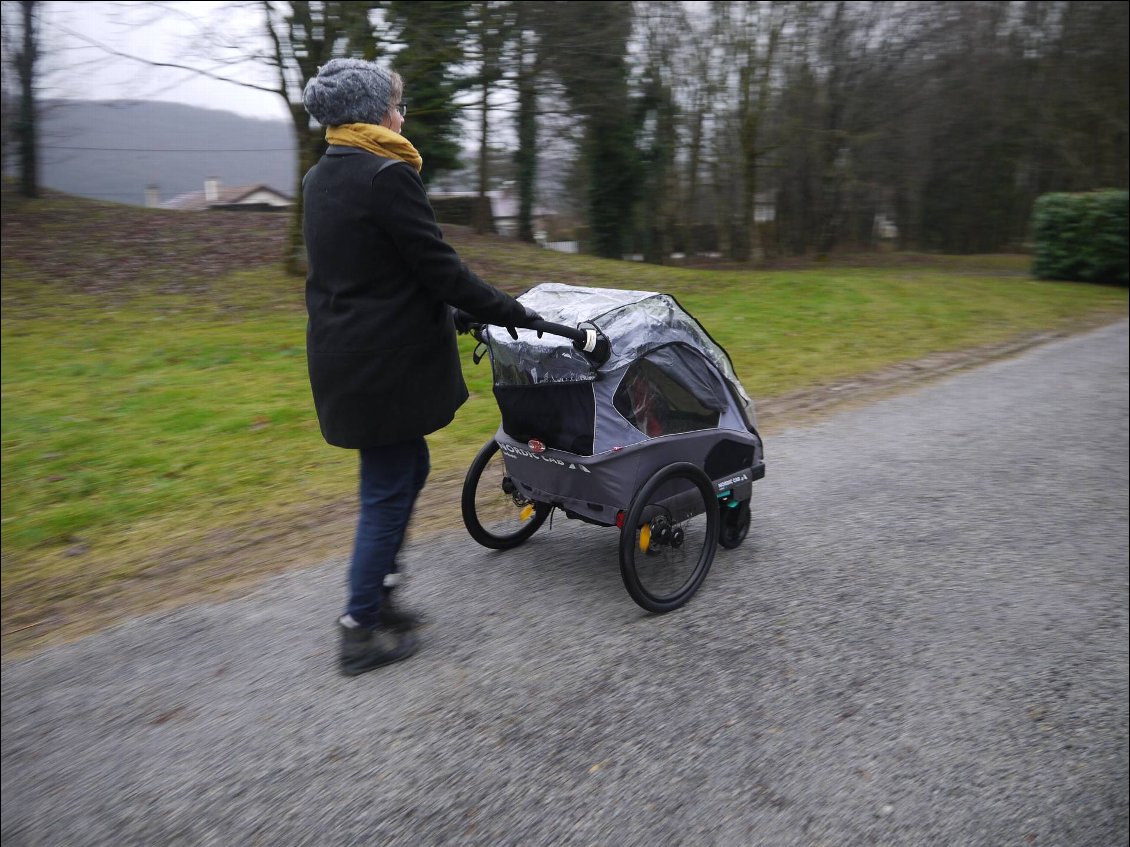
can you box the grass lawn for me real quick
[2,189,1127,648]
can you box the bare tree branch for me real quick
[45,17,279,96]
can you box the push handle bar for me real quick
[470,318,611,366]
[526,319,611,365]
[527,319,583,345]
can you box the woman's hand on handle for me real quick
[506,305,543,340]
[452,307,477,335]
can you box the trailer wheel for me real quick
[618,463,719,613]
[462,439,550,549]
[719,500,751,549]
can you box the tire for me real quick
[462,439,551,549]
[618,463,719,613]
[718,499,751,549]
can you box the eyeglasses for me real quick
[394,102,408,117]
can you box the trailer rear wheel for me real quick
[462,439,551,549]
[619,463,719,613]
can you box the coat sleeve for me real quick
[375,165,530,328]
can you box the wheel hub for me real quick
[642,516,682,552]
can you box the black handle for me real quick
[526,319,585,344]
[526,320,611,365]
[470,319,610,366]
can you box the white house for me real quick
[152,178,293,211]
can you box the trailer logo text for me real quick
[500,442,591,472]
[716,472,750,490]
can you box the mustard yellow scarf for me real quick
[326,123,423,172]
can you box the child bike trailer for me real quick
[462,283,765,613]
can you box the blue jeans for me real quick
[346,438,430,627]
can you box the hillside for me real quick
[35,99,297,207]
[28,99,563,209]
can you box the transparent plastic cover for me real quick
[485,283,755,427]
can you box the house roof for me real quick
[159,184,293,211]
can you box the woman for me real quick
[301,59,539,677]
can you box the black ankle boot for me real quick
[377,591,426,632]
[339,620,418,677]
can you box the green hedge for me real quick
[1032,190,1128,285]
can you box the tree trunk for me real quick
[475,81,491,235]
[286,104,326,277]
[16,0,39,199]
[514,27,537,243]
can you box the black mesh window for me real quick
[614,356,721,438]
[494,382,595,455]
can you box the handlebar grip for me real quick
[526,319,585,344]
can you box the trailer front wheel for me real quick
[619,463,719,613]
[719,500,751,549]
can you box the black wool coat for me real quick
[303,146,529,449]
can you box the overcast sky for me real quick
[37,1,291,121]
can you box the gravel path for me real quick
[3,321,1127,847]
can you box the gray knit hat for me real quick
[302,58,394,126]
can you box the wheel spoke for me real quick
[632,511,709,600]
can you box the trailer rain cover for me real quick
[485,284,756,430]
